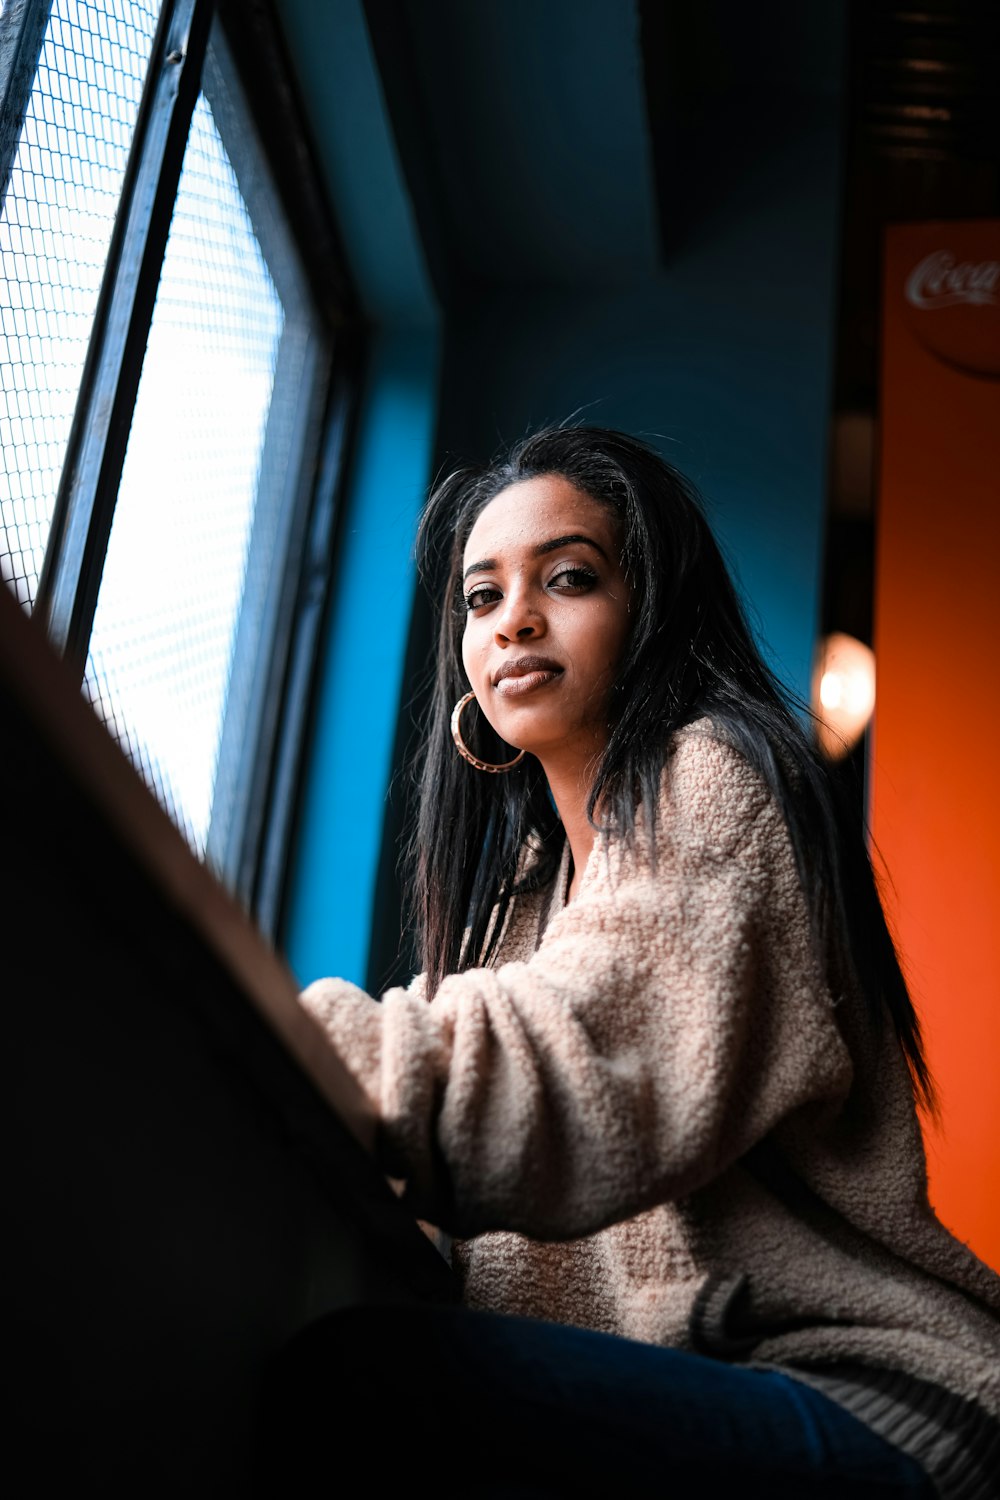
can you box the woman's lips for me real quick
[493,664,563,697]
[491,657,563,696]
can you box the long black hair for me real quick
[408,424,932,1110]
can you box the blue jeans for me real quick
[259,1304,935,1496]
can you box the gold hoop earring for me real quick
[451,691,525,773]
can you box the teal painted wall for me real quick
[284,328,440,986]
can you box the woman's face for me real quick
[460,474,631,768]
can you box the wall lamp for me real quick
[812,631,876,760]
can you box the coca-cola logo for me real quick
[906,251,999,309]
[901,241,1000,378]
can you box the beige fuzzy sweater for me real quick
[301,725,1000,1463]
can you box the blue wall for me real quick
[284,329,439,986]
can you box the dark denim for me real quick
[259,1303,936,1496]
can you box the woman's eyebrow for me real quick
[463,534,607,582]
[535,533,608,561]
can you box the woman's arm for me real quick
[302,734,853,1240]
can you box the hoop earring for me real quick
[451,691,525,774]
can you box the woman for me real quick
[276,427,999,1496]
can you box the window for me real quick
[1,0,162,609]
[0,0,356,931]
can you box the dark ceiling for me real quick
[360,0,997,358]
[361,0,845,306]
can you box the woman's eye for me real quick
[464,585,501,612]
[551,566,597,592]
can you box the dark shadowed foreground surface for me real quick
[2,585,453,1492]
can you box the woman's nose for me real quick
[494,588,543,643]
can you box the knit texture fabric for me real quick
[300,725,1000,1427]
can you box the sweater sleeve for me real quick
[300,733,854,1240]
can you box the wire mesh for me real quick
[0,0,162,608]
[83,88,285,857]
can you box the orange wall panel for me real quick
[872,219,1000,1269]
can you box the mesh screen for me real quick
[83,89,285,856]
[0,0,162,608]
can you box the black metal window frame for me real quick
[0,0,363,937]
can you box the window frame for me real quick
[2,0,363,936]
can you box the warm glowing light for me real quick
[812,633,876,759]
[819,671,842,710]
